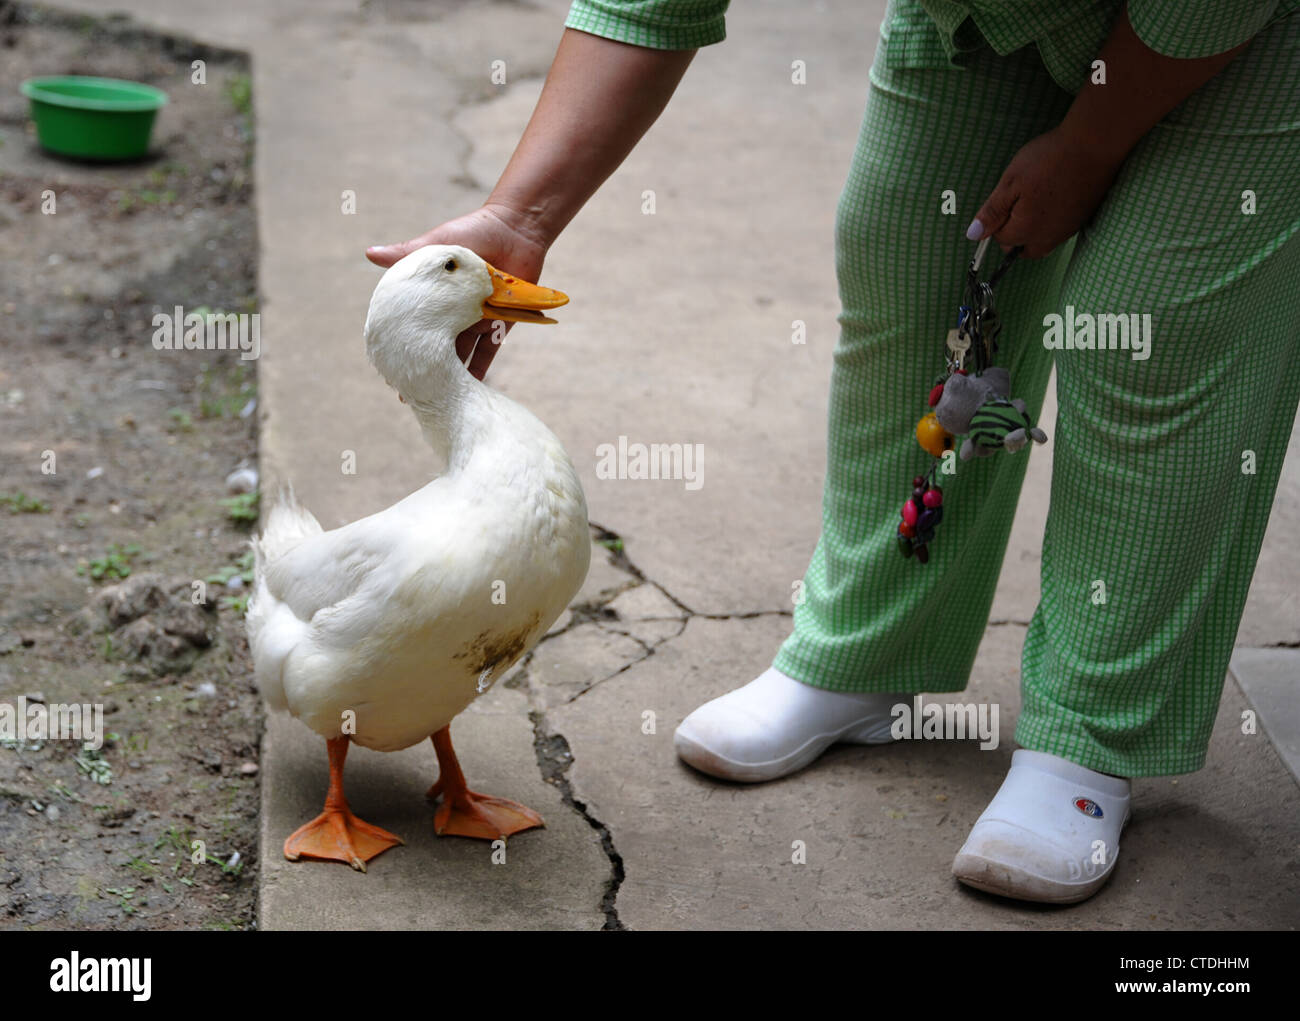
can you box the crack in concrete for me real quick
[589,520,793,624]
[444,65,551,193]
[528,707,625,930]
[558,617,688,706]
[551,522,791,706]
[518,520,793,930]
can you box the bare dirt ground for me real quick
[0,3,261,929]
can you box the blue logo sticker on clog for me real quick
[1074,797,1103,818]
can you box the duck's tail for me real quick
[247,484,322,711]
[253,483,322,562]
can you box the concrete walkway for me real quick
[62,0,1299,929]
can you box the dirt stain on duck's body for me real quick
[453,610,543,676]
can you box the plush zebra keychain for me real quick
[896,239,1047,564]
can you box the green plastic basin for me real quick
[20,75,168,161]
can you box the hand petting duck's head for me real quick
[364,244,567,404]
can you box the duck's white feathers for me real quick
[247,394,589,753]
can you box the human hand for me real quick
[366,203,550,379]
[966,125,1125,259]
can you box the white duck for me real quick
[247,244,589,870]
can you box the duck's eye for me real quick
[444,258,457,272]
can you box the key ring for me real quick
[896,240,1040,566]
[969,237,1021,286]
[963,241,1021,372]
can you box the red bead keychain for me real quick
[896,239,1024,564]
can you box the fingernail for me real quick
[965,219,985,241]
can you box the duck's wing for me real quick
[249,496,457,715]
[261,513,415,629]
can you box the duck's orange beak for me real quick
[481,262,568,325]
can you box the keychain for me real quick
[896,239,1047,565]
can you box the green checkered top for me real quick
[914,0,1299,91]
[566,0,1298,91]
[565,0,730,49]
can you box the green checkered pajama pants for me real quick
[772,7,1300,776]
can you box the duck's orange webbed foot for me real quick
[284,806,403,872]
[434,788,544,840]
[427,727,544,840]
[284,736,403,871]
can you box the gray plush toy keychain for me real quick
[897,239,1047,564]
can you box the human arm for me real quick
[367,28,697,378]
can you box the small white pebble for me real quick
[86,466,105,480]
[196,682,217,697]
[225,467,258,494]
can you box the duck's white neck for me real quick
[368,304,497,472]
[401,368,495,473]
